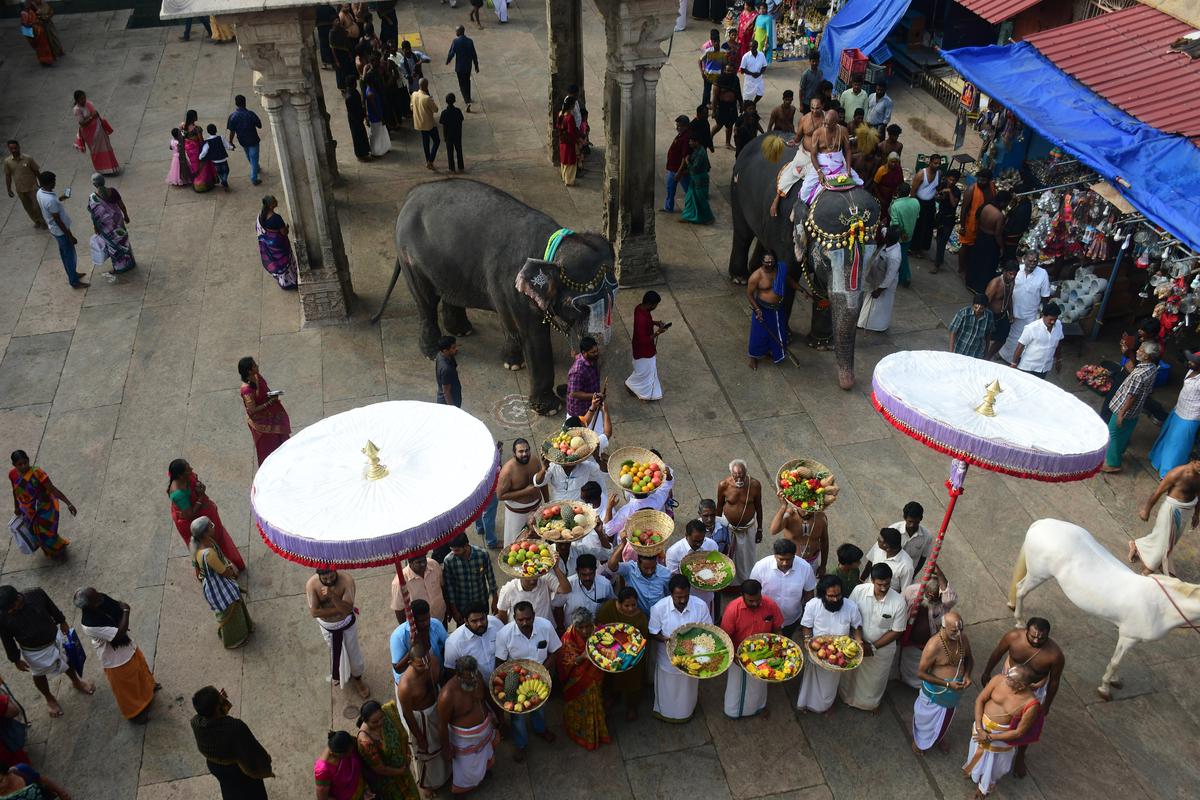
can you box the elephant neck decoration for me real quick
[804,188,880,294]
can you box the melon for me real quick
[569,436,585,449]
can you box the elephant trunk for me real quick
[830,294,857,390]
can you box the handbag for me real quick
[21,25,35,38]
[60,629,86,677]
[7,516,38,556]
[0,684,29,754]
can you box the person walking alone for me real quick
[445,26,479,113]
[4,140,43,229]
[226,95,263,185]
[440,94,466,174]
[191,685,273,799]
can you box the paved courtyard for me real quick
[0,3,1198,799]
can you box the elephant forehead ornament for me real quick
[803,185,880,293]
[516,228,618,343]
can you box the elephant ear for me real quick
[516,258,561,316]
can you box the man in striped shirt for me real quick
[1102,341,1161,473]
[948,294,994,359]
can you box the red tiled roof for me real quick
[1026,5,1200,143]
[957,0,1044,24]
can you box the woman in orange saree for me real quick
[557,608,611,751]
[19,1,54,67]
[238,357,291,466]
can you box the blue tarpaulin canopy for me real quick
[818,0,911,87]
[942,42,1200,253]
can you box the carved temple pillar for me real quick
[546,0,585,165]
[596,0,677,287]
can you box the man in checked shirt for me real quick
[1101,340,1161,474]
[441,533,499,625]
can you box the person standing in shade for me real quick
[999,252,1051,362]
[838,76,869,121]
[440,94,465,174]
[306,568,370,699]
[343,87,372,162]
[199,124,233,191]
[680,136,714,224]
[767,90,796,134]
[445,26,479,112]
[4,141,43,229]
[0,585,94,718]
[798,51,822,109]
[1149,352,1200,477]
[434,336,461,407]
[442,535,499,624]
[957,169,995,280]
[36,171,87,288]
[1101,341,1161,474]
[966,190,1009,294]
[889,183,919,288]
[226,95,263,185]
[931,170,961,274]
[73,587,158,724]
[1010,302,1064,380]
[557,97,581,186]
[625,291,667,401]
[191,686,273,799]
[663,115,691,213]
[412,79,440,170]
[949,293,995,359]
[865,82,892,133]
[909,154,941,256]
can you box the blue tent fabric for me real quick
[818,0,911,88]
[942,42,1200,253]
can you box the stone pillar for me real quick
[596,0,677,287]
[231,8,352,324]
[546,0,585,165]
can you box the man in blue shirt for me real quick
[389,599,448,681]
[608,549,671,616]
[435,336,462,407]
[226,95,263,185]
[445,26,480,112]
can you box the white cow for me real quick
[1009,518,1200,699]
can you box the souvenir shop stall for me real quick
[722,1,830,63]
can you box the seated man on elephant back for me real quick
[772,110,861,218]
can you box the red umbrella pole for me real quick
[906,459,968,627]
[394,559,416,630]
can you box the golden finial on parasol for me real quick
[362,440,389,480]
[974,380,1003,417]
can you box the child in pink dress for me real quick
[166,128,190,186]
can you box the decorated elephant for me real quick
[372,179,617,415]
[728,133,881,389]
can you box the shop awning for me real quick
[818,0,912,86]
[941,42,1200,253]
[955,0,1043,25]
[1025,5,1200,144]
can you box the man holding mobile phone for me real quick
[625,290,666,402]
[35,171,87,288]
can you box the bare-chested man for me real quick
[771,97,827,219]
[717,459,764,584]
[911,610,973,755]
[769,494,828,574]
[398,642,447,797]
[1133,460,1200,575]
[984,262,1017,360]
[497,438,544,547]
[980,618,1064,777]
[746,254,800,367]
[786,95,824,151]
[305,568,369,698]
[797,110,862,204]
[437,656,496,795]
[964,664,1040,799]
[967,191,1009,294]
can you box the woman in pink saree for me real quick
[72,90,119,175]
[238,357,291,466]
[733,5,757,67]
[181,110,216,192]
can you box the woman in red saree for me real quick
[872,152,904,224]
[238,357,291,466]
[72,90,119,176]
[167,459,246,571]
[20,1,54,67]
[557,608,610,750]
[557,97,580,187]
[734,5,757,67]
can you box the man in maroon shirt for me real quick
[720,579,783,718]
[663,115,692,212]
[625,291,667,401]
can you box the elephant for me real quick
[728,133,881,389]
[372,179,617,415]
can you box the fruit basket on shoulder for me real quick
[531,500,597,543]
[737,632,804,682]
[490,659,552,715]
[624,509,675,556]
[497,539,559,579]
[806,634,863,672]
[608,447,667,498]
[668,622,734,679]
[777,458,839,513]
[586,622,647,673]
[542,427,599,465]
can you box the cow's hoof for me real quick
[504,361,525,372]
[1109,679,1123,688]
[1096,688,1112,701]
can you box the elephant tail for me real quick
[370,257,404,325]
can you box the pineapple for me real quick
[504,670,520,697]
[561,505,576,527]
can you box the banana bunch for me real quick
[834,636,860,658]
[517,679,549,702]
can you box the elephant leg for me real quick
[807,296,833,351]
[727,195,755,282]
[498,309,525,371]
[403,267,442,360]
[441,304,475,337]
[524,324,562,416]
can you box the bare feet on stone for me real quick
[46,698,64,718]
[350,677,370,698]
[937,738,951,754]
[72,678,95,695]
[911,739,923,757]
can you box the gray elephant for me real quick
[728,133,881,389]
[372,179,617,415]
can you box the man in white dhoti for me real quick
[716,459,764,586]
[720,579,784,718]
[305,569,369,698]
[963,665,1040,798]
[911,611,973,755]
[397,642,449,796]
[648,575,712,722]
[797,110,862,206]
[860,527,915,591]
[739,39,767,103]
[795,575,863,714]
[998,251,1051,363]
[1134,459,1200,575]
[666,519,720,613]
[497,438,544,547]
[608,463,674,539]
[750,538,816,638]
[840,564,907,711]
[438,656,497,792]
[900,567,958,688]
[626,291,667,401]
[857,228,902,332]
[493,0,509,24]
[0,586,94,717]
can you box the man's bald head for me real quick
[942,611,964,638]
[823,110,838,126]
[1005,663,1037,687]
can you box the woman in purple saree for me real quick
[256,195,298,289]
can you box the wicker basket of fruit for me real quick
[624,509,674,556]
[586,622,647,673]
[532,500,597,543]
[608,447,667,498]
[680,550,735,592]
[490,659,552,715]
[497,539,559,579]
[737,632,804,682]
[777,458,839,513]
[668,622,734,679]
[542,428,599,465]
[806,634,863,672]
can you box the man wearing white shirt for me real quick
[665,520,719,612]
[839,564,907,711]
[739,39,767,104]
[496,565,568,624]
[1011,303,1063,378]
[750,538,817,637]
[648,575,713,722]
[795,575,864,713]
[494,602,561,759]
[860,528,915,591]
[999,252,1051,362]
[890,501,933,574]
[606,467,674,537]
[553,554,614,622]
[443,603,503,681]
[534,458,604,506]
